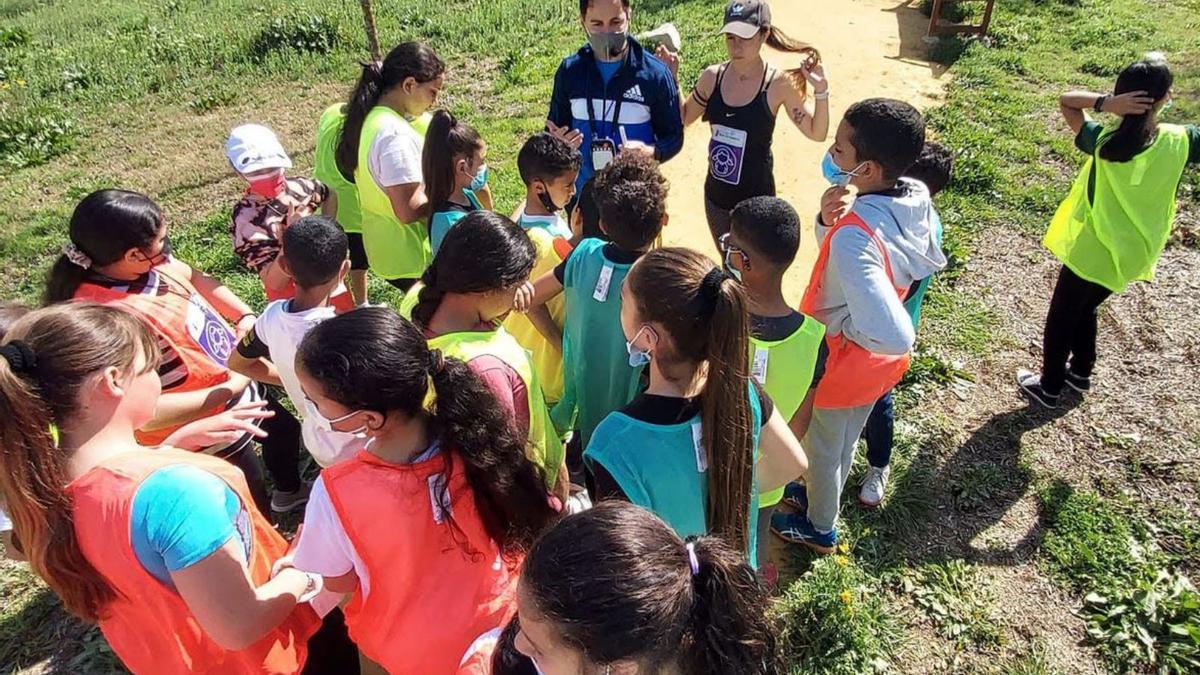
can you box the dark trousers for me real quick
[302,609,361,674]
[1041,265,1113,395]
[863,389,894,469]
[386,277,418,293]
[260,392,303,493]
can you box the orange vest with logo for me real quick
[800,215,911,409]
[74,262,235,446]
[322,450,519,674]
[68,448,320,674]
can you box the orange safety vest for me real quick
[74,261,236,446]
[68,447,320,674]
[264,279,356,314]
[321,450,520,674]
[800,214,910,409]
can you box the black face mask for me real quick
[536,183,560,213]
[160,236,173,259]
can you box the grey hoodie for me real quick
[808,178,947,356]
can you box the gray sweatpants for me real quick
[804,403,876,532]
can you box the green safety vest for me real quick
[1044,124,1190,293]
[428,327,565,489]
[356,106,432,280]
[314,104,363,233]
[749,314,826,508]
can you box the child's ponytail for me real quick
[628,248,755,554]
[522,503,778,674]
[764,26,820,99]
[427,352,557,553]
[421,109,484,223]
[0,304,160,621]
[1099,53,1173,163]
[411,211,536,329]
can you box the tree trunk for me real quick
[358,0,382,62]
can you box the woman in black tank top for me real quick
[683,0,831,246]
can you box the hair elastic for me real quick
[63,243,93,270]
[699,267,729,307]
[428,348,446,375]
[685,541,700,576]
[0,340,36,373]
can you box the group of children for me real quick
[1,3,1194,671]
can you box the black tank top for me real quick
[702,64,777,210]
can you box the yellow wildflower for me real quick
[837,542,850,554]
[835,555,850,567]
[839,590,853,605]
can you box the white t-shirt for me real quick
[367,115,423,188]
[254,300,362,467]
[0,505,11,533]
[291,441,442,599]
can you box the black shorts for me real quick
[346,232,369,270]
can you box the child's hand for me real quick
[1102,90,1156,117]
[820,186,856,226]
[513,281,535,313]
[162,399,273,451]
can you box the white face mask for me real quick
[625,325,653,368]
[309,402,369,437]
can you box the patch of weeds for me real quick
[1001,638,1059,675]
[189,88,237,114]
[1080,569,1200,673]
[1038,481,1147,593]
[0,26,29,49]
[951,465,1007,512]
[0,109,75,171]
[928,35,972,66]
[900,348,974,390]
[248,14,340,62]
[773,556,900,674]
[900,560,1003,649]
[1149,510,1200,575]
[60,64,98,92]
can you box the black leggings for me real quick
[1041,265,1113,395]
[302,609,361,674]
[385,277,418,293]
[259,391,303,493]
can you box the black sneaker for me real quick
[1015,369,1060,409]
[1064,369,1091,394]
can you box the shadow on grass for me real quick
[0,585,125,674]
[776,394,1083,583]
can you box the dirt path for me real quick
[661,0,947,300]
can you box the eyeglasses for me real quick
[719,233,748,262]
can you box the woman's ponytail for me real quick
[628,248,755,554]
[0,304,160,622]
[428,356,556,554]
[1098,53,1173,163]
[764,26,820,99]
[681,536,780,675]
[334,42,446,181]
[421,109,485,226]
[522,503,779,674]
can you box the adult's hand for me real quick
[162,399,273,451]
[620,139,656,157]
[801,59,828,97]
[1101,90,1156,117]
[655,44,680,84]
[547,120,584,150]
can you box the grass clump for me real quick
[900,560,1003,648]
[0,109,75,171]
[773,555,900,674]
[1080,570,1200,673]
[248,14,341,62]
[1038,481,1144,592]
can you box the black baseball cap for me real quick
[720,1,771,39]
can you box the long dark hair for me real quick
[1100,53,1173,163]
[628,248,754,553]
[43,190,163,305]
[412,211,536,328]
[0,303,160,621]
[523,502,779,674]
[296,307,556,554]
[422,109,484,221]
[334,42,445,181]
[764,24,820,99]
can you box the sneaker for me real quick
[782,482,809,512]
[271,481,312,513]
[1015,369,1060,409]
[565,485,592,515]
[858,465,891,508]
[770,511,838,555]
[1064,369,1091,394]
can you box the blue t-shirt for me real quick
[429,191,484,256]
[596,59,620,86]
[902,210,944,329]
[130,464,247,588]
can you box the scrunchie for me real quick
[1,340,37,374]
[63,243,93,269]
[428,348,446,375]
[699,267,730,309]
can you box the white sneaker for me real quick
[858,465,891,508]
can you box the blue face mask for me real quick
[626,325,652,368]
[468,164,489,192]
[821,151,863,187]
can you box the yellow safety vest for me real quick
[356,106,431,280]
[503,228,568,404]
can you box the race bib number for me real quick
[708,124,748,186]
[752,347,770,385]
[593,263,615,302]
[691,422,708,473]
[185,294,234,366]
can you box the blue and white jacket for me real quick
[548,37,684,189]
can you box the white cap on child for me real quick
[225,124,293,175]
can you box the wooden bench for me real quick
[926,0,996,38]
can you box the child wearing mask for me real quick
[226,123,353,312]
[423,110,493,255]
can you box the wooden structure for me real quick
[926,0,996,38]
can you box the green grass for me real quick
[900,560,1003,649]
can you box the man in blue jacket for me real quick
[548,0,685,196]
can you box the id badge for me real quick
[591,138,616,172]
